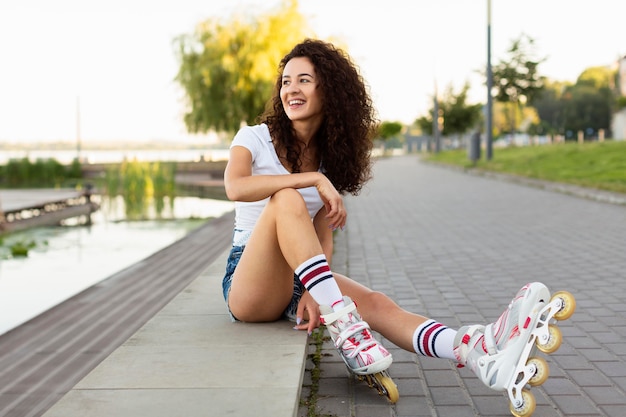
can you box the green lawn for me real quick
[424,140,626,194]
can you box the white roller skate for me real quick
[454,282,576,417]
[320,296,398,403]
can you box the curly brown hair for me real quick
[259,39,377,195]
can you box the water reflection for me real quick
[0,196,234,336]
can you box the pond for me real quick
[0,195,235,336]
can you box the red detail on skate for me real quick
[331,299,343,308]
[461,334,471,345]
[477,335,488,354]
[509,325,520,341]
[523,316,531,329]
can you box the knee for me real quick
[359,291,397,316]
[270,188,307,213]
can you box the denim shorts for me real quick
[222,245,304,322]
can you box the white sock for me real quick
[412,319,457,360]
[295,254,345,311]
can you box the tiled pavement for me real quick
[299,155,626,417]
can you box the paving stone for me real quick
[300,156,626,417]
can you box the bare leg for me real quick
[334,273,429,352]
[228,188,326,322]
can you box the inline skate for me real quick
[454,282,576,417]
[320,296,399,403]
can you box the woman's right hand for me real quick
[293,291,320,335]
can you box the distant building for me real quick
[613,109,626,140]
[619,55,626,96]
[611,55,626,140]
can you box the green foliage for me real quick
[577,66,614,89]
[174,0,314,134]
[561,85,613,137]
[104,161,177,220]
[0,158,83,188]
[151,162,177,215]
[0,237,38,258]
[9,239,36,257]
[490,34,546,135]
[531,74,614,138]
[440,83,484,135]
[492,34,546,107]
[426,141,626,193]
[378,121,403,140]
[414,83,482,136]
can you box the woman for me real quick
[222,39,572,412]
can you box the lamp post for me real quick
[486,0,493,160]
[76,96,81,162]
[433,84,440,153]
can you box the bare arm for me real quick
[224,145,347,230]
[224,145,324,202]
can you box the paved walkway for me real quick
[299,156,626,417]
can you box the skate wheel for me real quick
[374,373,399,404]
[510,389,536,417]
[536,324,562,354]
[552,291,576,321]
[527,356,549,386]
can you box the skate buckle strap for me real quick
[454,324,484,365]
[335,320,377,358]
[484,324,498,355]
[320,301,357,326]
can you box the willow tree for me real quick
[174,0,314,134]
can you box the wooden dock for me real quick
[0,211,235,417]
[0,189,98,233]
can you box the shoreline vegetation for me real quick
[0,159,228,246]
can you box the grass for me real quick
[425,140,626,194]
[300,328,336,417]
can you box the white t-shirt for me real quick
[229,124,324,246]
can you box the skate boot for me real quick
[320,296,398,403]
[454,282,576,417]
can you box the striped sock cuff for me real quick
[295,255,332,291]
[413,319,448,358]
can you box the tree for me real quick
[577,66,614,90]
[492,34,546,134]
[378,121,403,140]
[174,0,314,135]
[530,79,569,136]
[376,121,404,150]
[530,67,615,139]
[561,84,613,138]
[414,82,482,137]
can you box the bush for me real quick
[0,158,84,188]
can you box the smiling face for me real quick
[280,57,324,129]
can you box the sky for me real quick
[0,0,624,144]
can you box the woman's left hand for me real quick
[293,291,320,334]
[314,174,346,231]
